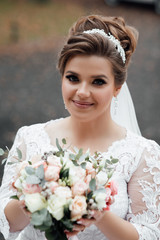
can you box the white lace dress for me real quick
[0,119,160,240]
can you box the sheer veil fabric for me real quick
[69,83,141,240]
[111,82,141,136]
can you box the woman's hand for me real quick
[64,210,105,239]
[4,199,31,232]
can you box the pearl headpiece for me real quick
[83,28,126,64]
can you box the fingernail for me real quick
[77,221,82,224]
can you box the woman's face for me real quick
[62,55,121,122]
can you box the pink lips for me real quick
[72,100,94,109]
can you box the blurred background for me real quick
[0,0,160,238]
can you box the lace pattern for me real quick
[0,119,160,240]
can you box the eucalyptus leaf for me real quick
[87,191,93,200]
[56,138,62,152]
[62,138,67,144]
[61,218,73,230]
[25,166,35,175]
[7,162,16,165]
[69,153,76,161]
[36,165,44,179]
[111,158,119,164]
[26,175,40,184]
[72,161,79,167]
[89,178,96,191]
[0,148,4,156]
[2,158,7,165]
[10,195,19,200]
[16,148,22,160]
[105,159,111,164]
[31,209,52,228]
[94,188,106,194]
[80,162,87,169]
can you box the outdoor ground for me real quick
[0,1,160,239]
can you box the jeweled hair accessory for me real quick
[83,28,126,64]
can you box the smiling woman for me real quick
[61,55,120,124]
[0,14,160,240]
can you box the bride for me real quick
[0,15,159,240]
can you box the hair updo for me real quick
[58,15,138,86]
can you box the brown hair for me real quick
[58,15,138,86]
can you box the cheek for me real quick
[96,89,113,106]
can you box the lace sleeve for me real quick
[127,140,160,239]
[0,126,27,240]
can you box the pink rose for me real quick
[45,165,60,181]
[32,161,48,171]
[107,180,118,196]
[22,183,42,194]
[105,187,112,202]
[70,196,87,221]
[72,180,88,196]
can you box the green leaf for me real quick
[26,175,41,184]
[72,161,79,167]
[80,162,87,169]
[28,161,32,165]
[36,165,44,179]
[69,153,76,161]
[111,158,119,164]
[2,158,7,165]
[16,148,22,160]
[61,218,73,231]
[25,166,35,175]
[31,209,52,228]
[62,138,67,144]
[7,162,16,165]
[10,195,19,200]
[56,138,62,152]
[86,191,93,200]
[89,178,96,191]
[0,148,4,156]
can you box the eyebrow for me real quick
[65,71,109,80]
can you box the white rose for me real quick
[47,194,68,220]
[70,196,87,221]
[55,186,72,199]
[14,178,22,190]
[94,192,107,210]
[47,155,62,167]
[25,193,47,213]
[96,171,108,186]
[69,166,86,185]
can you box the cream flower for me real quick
[70,196,87,221]
[25,193,47,213]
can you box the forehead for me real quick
[64,55,113,76]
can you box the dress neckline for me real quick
[42,118,130,155]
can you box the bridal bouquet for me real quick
[1,139,118,240]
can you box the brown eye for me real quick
[66,75,79,82]
[93,79,106,86]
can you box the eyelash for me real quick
[93,79,106,86]
[65,75,106,86]
[66,75,79,82]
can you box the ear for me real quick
[114,85,122,97]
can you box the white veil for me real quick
[111,82,141,135]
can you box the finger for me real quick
[77,218,96,227]
[65,231,79,238]
[72,224,85,232]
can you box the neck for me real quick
[67,112,115,141]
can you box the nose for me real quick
[77,82,91,98]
